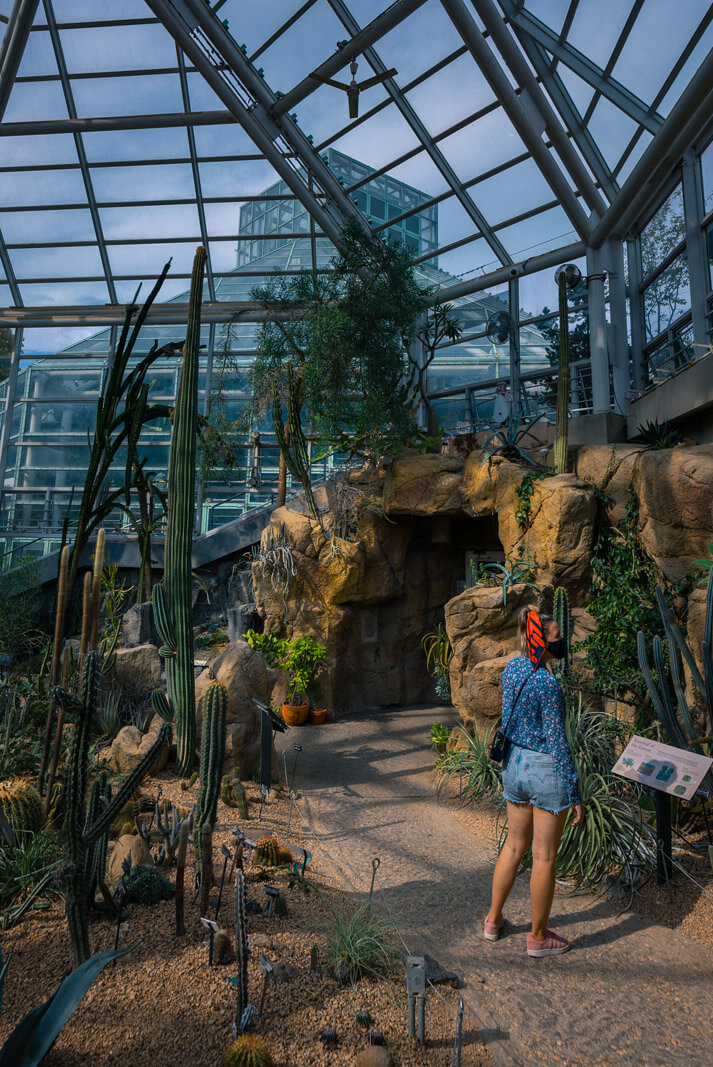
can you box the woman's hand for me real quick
[571,804,584,827]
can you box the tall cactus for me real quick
[554,270,570,475]
[234,869,249,1030]
[153,246,207,775]
[272,361,318,521]
[194,681,228,864]
[638,569,713,791]
[57,651,172,965]
[553,586,570,671]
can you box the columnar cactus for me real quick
[221,775,249,818]
[0,779,44,840]
[57,651,171,965]
[153,246,207,775]
[234,869,249,1030]
[194,681,228,864]
[554,271,570,475]
[553,586,570,671]
[272,361,318,521]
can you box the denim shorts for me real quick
[502,744,570,813]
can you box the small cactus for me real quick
[0,779,44,840]
[254,835,278,867]
[181,771,198,791]
[356,1008,373,1030]
[234,869,249,1031]
[221,1035,273,1067]
[221,775,249,818]
[194,682,228,865]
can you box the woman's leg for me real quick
[530,806,568,940]
[487,801,533,924]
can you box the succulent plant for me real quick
[234,869,249,1032]
[221,775,249,818]
[123,864,175,904]
[0,779,44,841]
[194,681,228,865]
[221,1035,273,1067]
[553,586,571,671]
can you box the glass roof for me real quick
[1,0,712,348]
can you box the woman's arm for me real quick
[538,675,582,805]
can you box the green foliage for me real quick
[0,946,133,1067]
[243,630,326,704]
[636,419,683,449]
[514,471,545,531]
[0,827,62,925]
[429,723,451,749]
[692,541,713,585]
[323,900,400,982]
[581,485,662,699]
[435,724,503,801]
[0,327,12,382]
[479,560,540,607]
[0,558,47,658]
[422,624,452,702]
[123,864,174,904]
[221,1035,274,1067]
[0,779,44,839]
[406,302,463,438]
[251,220,430,464]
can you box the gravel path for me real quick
[285,705,713,1066]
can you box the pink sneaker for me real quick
[483,916,503,941]
[527,930,570,957]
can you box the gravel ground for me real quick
[0,773,490,1066]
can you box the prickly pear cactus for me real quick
[0,779,44,839]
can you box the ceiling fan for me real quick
[310,58,397,119]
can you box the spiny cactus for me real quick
[57,650,171,965]
[254,835,279,867]
[638,570,713,791]
[181,771,198,791]
[194,681,228,865]
[221,1035,273,1067]
[553,586,570,671]
[152,246,207,775]
[554,269,570,475]
[0,779,44,841]
[221,775,249,818]
[234,869,249,1032]
[272,361,318,521]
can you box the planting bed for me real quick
[0,774,491,1066]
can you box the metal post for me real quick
[586,246,611,412]
[626,236,648,391]
[602,240,630,416]
[196,321,215,534]
[508,277,521,423]
[259,706,271,790]
[681,150,710,355]
[653,787,673,886]
[0,327,22,504]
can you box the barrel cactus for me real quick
[0,779,44,840]
[221,1035,273,1067]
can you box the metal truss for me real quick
[0,0,40,121]
[175,44,215,300]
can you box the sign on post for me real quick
[612,735,712,801]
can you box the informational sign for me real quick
[612,735,712,801]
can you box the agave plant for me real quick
[481,411,542,466]
[636,419,683,449]
[435,724,503,802]
[480,560,540,606]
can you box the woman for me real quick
[484,606,584,957]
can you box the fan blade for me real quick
[310,73,349,90]
[356,69,397,91]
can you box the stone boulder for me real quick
[111,644,162,694]
[194,638,276,779]
[107,713,171,775]
[107,833,152,884]
[383,453,465,515]
[355,1048,392,1067]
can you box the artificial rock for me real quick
[107,833,153,884]
[194,638,275,778]
[111,643,162,693]
[107,713,171,775]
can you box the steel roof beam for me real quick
[440,0,591,241]
[590,44,713,246]
[325,0,512,265]
[473,0,605,219]
[272,0,429,117]
[0,228,23,306]
[176,44,215,300]
[0,0,40,121]
[503,2,662,133]
[145,0,363,248]
[0,110,234,135]
[42,0,119,303]
[580,0,645,129]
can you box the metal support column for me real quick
[0,328,23,513]
[626,236,648,392]
[0,0,41,122]
[602,241,630,415]
[508,277,521,422]
[196,322,216,534]
[681,150,710,354]
[586,247,611,412]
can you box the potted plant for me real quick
[430,722,451,756]
[244,630,326,726]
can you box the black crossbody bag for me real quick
[489,671,534,764]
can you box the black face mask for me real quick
[547,638,567,660]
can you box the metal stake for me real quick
[291,743,302,792]
[286,790,295,837]
[417,994,425,1045]
[259,783,268,822]
[258,954,273,1015]
[451,998,464,1067]
[215,844,231,920]
[200,917,220,966]
[282,750,289,790]
[368,857,380,908]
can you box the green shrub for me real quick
[323,901,400,982]
[123,864,174,904]
[435,724,502,802]
[0,826,63,925]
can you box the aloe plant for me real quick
[153,246,207,775]
[637,569,713,791]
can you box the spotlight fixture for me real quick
[311,58,397,119]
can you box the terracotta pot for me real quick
[308,707,327,725]
[282,701,309,726]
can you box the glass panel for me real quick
[640,185,685,280]
[643,253,691,342]
[701,141,713,215]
